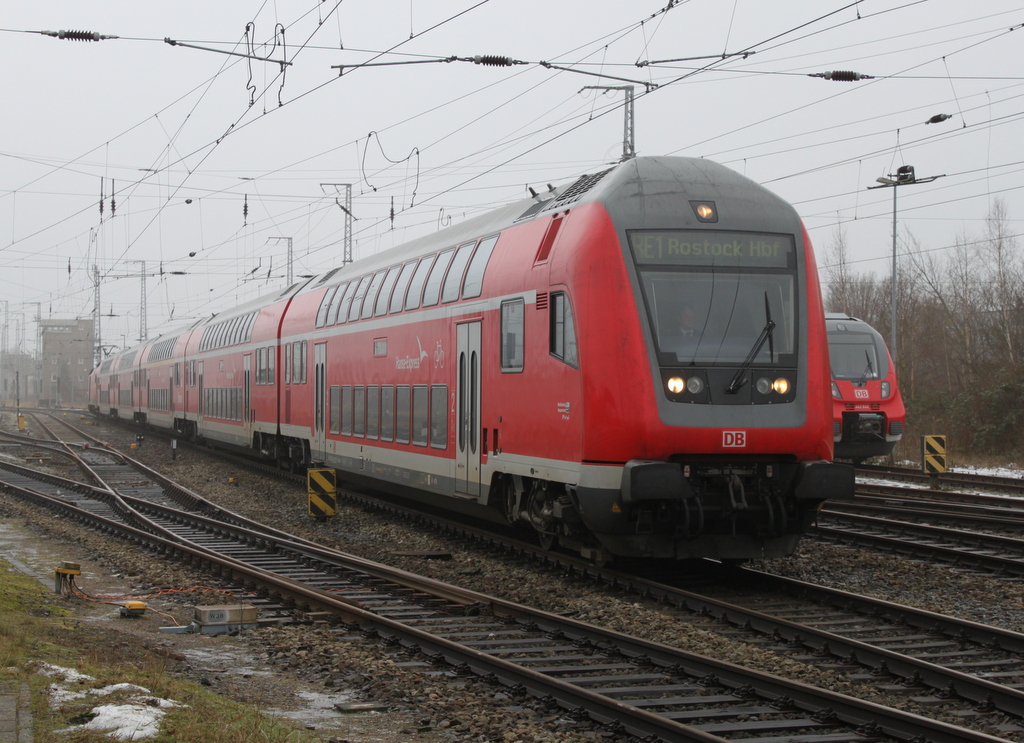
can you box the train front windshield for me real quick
[629,230,798,366]
[829,330,888,381]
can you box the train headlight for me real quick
[772,377,790,395]
[667,376,685,394]
[686,376,704,394]
[756,377,772,395]
[881,381,891,399]
[831,381,841,399]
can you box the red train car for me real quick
[92,156,854,563]
[826,313,906,463]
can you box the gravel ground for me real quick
[4,414,1024,741]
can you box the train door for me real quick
[455,321,482,498]
[313,342,327,463]
[243,354,252,444]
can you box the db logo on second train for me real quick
[722,431,747,448]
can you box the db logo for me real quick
[854,389,869,398]
[723,431,747,448]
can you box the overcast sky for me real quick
[1,1,1021,356]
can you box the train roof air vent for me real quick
[541,168,612,213]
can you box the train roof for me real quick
[295,155,798,298]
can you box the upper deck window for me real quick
[441,242,475,303]
[462,235,498,299]
[422,249,454,308]
[405,255,435,311]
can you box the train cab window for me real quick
[360,271,388,319]
[341,385,353,435]
[462,235,498,299]
[380,386,394,441]
[500,299,525,373]
[441,242,475,303]
[430,385,448,448]
[329,385,341,434]
[316,285,339,328]
[354,386,365,437]
[422,249,454,308]
[405,255,435,311]
[396,385,411,444]
[374,266,401,317]
[389,260,419,314]
[366,385,379,439]
[347,275,373,322]
[549,292,579,368]
[412,385,428,446]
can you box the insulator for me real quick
[474,55,514,66]
[58,30,102,41]
[824,70,866,82]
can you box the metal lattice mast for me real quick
[127,260,147,341]
[582,85,636,162]
[93,265,102,366]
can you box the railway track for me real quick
[1,418,1023,740]
[857,464,1024,497]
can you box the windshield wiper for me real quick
[860,350,875,381]
[726,292,776,394]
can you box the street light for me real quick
[867,165,945,361]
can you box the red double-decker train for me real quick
[90,156,854,563]
[826,313,906,463]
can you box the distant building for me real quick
[0,350,34,408]
[39,319,94,408]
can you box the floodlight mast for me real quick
[867,165,945,362]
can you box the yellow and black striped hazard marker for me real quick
[922,435,947,474]
[307,468,337,518]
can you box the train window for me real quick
[500,299,525,373]
[329,385,341,434]
[341,385,353,435]
[348,275,374,322]
[405,254,435,311]
[412,385,428,447]
[441,242,475,303]
[396,385,411,444]
[267,346,275,384]
[292,341,306,384]
[421,249,454,307]
[354,386,365,436]
[380,386,394,441]
[549,292,579,368]
[430,385,447,449]
[360,270,388,319]
[462,235,498,299]
[332,281,357,325]
[255,348,264,385]
[233,316,244,345]
[366,385,379,439]
[284,344,291,384]
[245,312,258,343]
[389,260,418,314]
[374,266,401,317]
[316,285,339,328]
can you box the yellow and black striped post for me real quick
[307,468,337,518]
[921,435,946,489]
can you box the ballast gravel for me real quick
[3,417,1023,741]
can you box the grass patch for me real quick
[0,559,322,742]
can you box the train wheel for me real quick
[537,530,557,551]
[501,475,518,524]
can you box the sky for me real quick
[1,1,1021,359]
